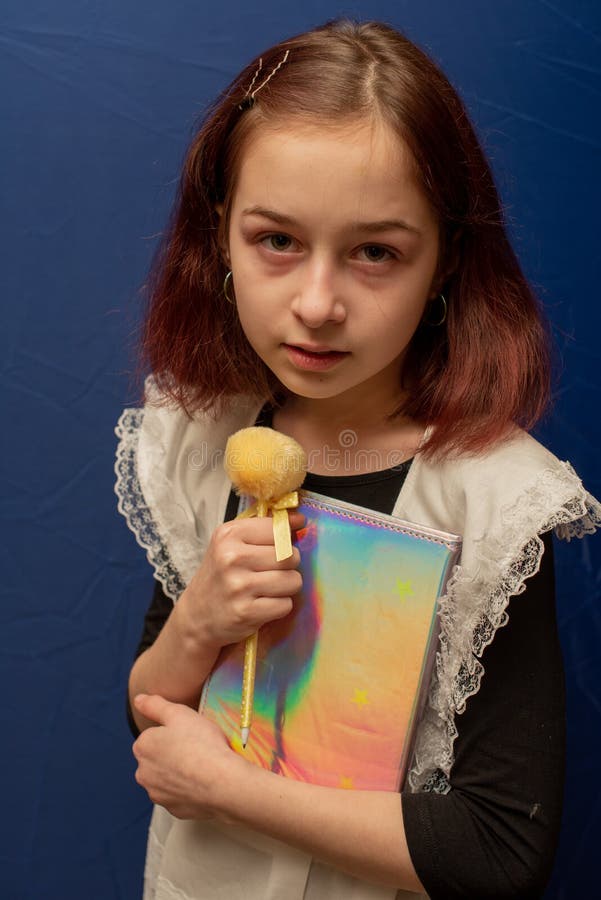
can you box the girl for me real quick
[115,19,600,900]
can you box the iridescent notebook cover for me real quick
[200,491,461,791]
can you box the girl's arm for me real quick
[402,533,564,899]
[128,513,304,733]
[132,692,425,893]
[227,748,425,891]
[127,586,222,732]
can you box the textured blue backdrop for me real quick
[1,1,599,897]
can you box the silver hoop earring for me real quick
[424,293,447,327]
[223,270,236,305]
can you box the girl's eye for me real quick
[359,244,394,263]
[261,233,295,252]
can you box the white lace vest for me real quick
[115,378,600,900]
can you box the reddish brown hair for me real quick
[139,19,551,457]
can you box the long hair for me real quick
[138,19,551,457]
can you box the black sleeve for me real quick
[402,533,565,899]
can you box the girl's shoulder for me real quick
[395,426,599,545]
[425,426,562,485]
[115,376,262,598]
[140,374,263,450]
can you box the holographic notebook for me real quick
[200,490,462,791]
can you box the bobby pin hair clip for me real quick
[239,50,290,110]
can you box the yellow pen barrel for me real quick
[240,630,258,743]
[237,497,296,746]
[240,502,267,747]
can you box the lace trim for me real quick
[407,461,601,792]
[420,768,451,795]
[114,408,186,602]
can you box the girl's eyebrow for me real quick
[241,205,422,237]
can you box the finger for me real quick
[288,511,305,530]
[213,536,301,576]
[133,693,178,725]
[249,567,303,599]
[243,545,302,572]
[233,513,305,545]
[245,595,294,626]
[228,517,278,545]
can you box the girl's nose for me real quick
[290,262,346,328]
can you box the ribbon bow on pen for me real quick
[237,491,301,560]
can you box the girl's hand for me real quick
[132,693,246,820]
[181,512,304,649]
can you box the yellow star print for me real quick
[351,689,369,707]
[340,776,354,789]
[396,579,414,603]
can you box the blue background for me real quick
[1,1,599,897]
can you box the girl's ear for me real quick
[429,228,462,298]
[214,203,230,266]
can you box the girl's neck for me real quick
[272,395,424,476]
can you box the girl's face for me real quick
[225,118,441,415]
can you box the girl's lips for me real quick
[283,344,349,372]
